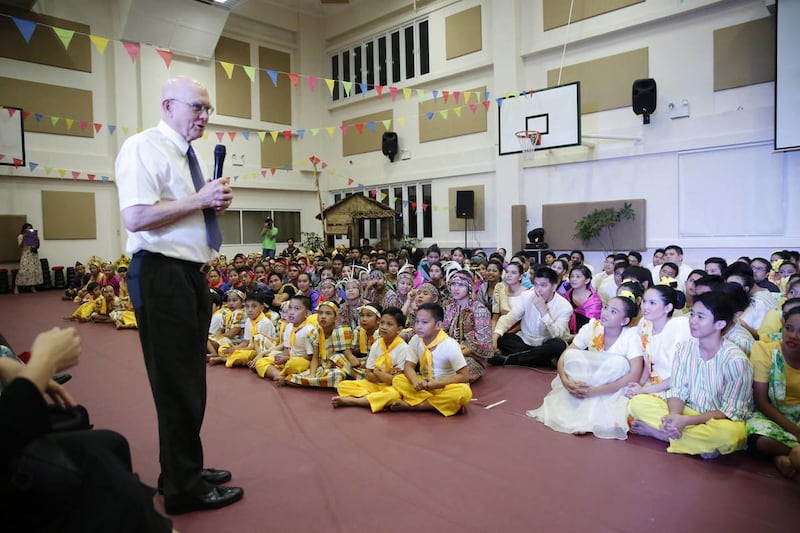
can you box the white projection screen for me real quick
[775,0,800,151]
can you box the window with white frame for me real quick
[331,181,433,244]
[329,19,430,101]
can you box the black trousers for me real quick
[128,251,212,499]
[497,333,568,368]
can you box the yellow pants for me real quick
[391,374,472,417]
[337,380,401,413]
[225,349,256,368]
[629,394,746,455]
[254,356,310,379]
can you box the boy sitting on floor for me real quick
[252,295,314,381]
[390,303,472,416]
[332,306,409,412]
[210,292,276,367]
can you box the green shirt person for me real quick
[260,218,279,259]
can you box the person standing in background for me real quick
[14,222,43,294]
[115,76,243,515]
[260,217,278,260]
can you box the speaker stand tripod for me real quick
[464,217,468,249]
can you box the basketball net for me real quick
[515,130,541,160]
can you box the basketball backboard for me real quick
[498,82,581,156]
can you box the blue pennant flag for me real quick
[12,18,36,43]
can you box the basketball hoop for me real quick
[515,130,541,160]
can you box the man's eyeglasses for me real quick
[171,99,214,116]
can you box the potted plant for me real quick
[300,231,326,254]
[572,202,635,253]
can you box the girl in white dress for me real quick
[526,296,644,440]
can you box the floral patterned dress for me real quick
[16,234,43,287]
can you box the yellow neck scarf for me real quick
[359,327,376,354]
[289,317,309,351]
[375,335,403,372]
[250,312,265,339]
[318,325,334,361]
[420,329,448,379]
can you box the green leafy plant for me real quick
[300,231,326,253]
[572,202,635,252]
[398,235,422,250]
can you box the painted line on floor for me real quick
[484,399,507,410]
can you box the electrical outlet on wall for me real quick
[231,154,245,166]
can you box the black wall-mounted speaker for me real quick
[455,190,475,219]
[382,131,399,162]
[632,79,657,123]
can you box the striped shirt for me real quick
[666,338,754,420]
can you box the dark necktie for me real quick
[186,145,223,251]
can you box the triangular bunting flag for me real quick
[270,168,277,175]
[267,70,279,87]
[89,35,109,54]
[101,176,110,183]
[403,88,412,101]
[453,91,461,104]
[242,131,250,140]
[307,75,317,92]
[94,123,102,133]
[358,82,368,94]
[87,173,96,181]
[71,171,81,180]
[108,125,117,135]
[296,129,305,139]
[417,89,425,99]
[12,17,36,43]
[397,117,405,126]
[65,118,74,129]
[354,123,364,134]
[287,73,300,87]
[0,154,4,161]
[324,78,335,95]
[442,91,449,103]
[122,41,140,63]
[53,27,75,50]
[425,112,434,121]
[376,85,384,97]
[216,132,224,142]
[339,124,348,135]
[22,111,30,120]
[432,90,439,102]
[13,158,23,168]
[389,86,398,101]
[50,116,60,127]
[6,108,16,117]
[310,128,319,136]
[367,121,376,131]
[35,113,43,122]
[454,107,462,117]
[219,61,235,79]
[496,97,504,109]
[341,81,352,96]
[257,131,266,142]
[45,166,53,175]
[410,201,417,209]
[228,132,237,141]
[79,120,88,130]
[243,66,255,82]
[326,126,336,137]
[483,100,491,111]
[282,130,292,139]
[382,119,392,130]
[347,178,354,185]
[381,192,388,201]
[261,170,267,177]
[270,131,279,142]
[485,90,491,101]
[122,126,129,136]
[156,49,173,68]
[29,162,38,172]
[357,183,364,190]
[321,162,327,169]
[464,91,472,104]
[439,110,448,119]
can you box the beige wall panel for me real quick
[260,135,292,169]
[0,11,91,72]
[419,85,487,142]
[542,199,646,251]
[215,36,251,119]
[342,110,394,157]
[0,215,27,262]
[445,5,482,60]
[448,185,485,232]
[259,46,292,125]
[547,49,648,114]
[41,190,96,239]
[543,0,644,31]
[0,77,93,138]
[714,17,776,92]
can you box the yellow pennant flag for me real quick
[403,88,412,100]
[326,126,336,137]
[242,66,256,83]
[58,168,67,178]
[464,92,472,104]
[219,62,235,79]
[324,78,336,95]
[453,106,462,117]
[269,130,279,142]
[65,118,74,129]
[257,131,266,142]
[89,35,109,54]
[397,117,405,127]
[53,27,74,50]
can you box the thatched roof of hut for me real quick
[316,194,399,223]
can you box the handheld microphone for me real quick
[213,144,226,180]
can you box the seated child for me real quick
[333,306,409,412]
[63,261,89,301]
[207,290,226,339]
[89,285,118,323]
[390,303,472,416]
[284,301,354,388]
[63,282,102,322]
[207,289,246,357]
[746,306,800,479]
[527,296,644,440]
[629,292,754,458]
[252,295,314,381]
[348,303,382,375]
[210,292,276,367]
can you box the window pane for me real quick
[365,41,374,89]
[391,31,401,83]
[404,26,415,79]
[407,186,417,237]
[394,187,404,239]
[220,210,242,245]
[273,211,301,243]
[342,50,351,82]
[242,210,273,244]
[378,36,387,86]
[354,46,363,94]
[422,184,432,238]
[331,55,339,101]
[419,20,430,75]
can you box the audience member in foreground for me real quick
[629,292,754,458]
[746,306,800,480]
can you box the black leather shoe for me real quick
[488,355,509,366]
[157,468,232,494]
[164,485,244,515]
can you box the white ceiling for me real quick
[237,0,363,17]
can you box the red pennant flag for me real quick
[282,130,292,139]
[354,123,364,134]
[321,162,328,169]
[22,111,31,120]
[347,178,354,185]
[13,158,23,168]
[309,156,320,165]
[0,154,5,160]
[260,170,267,177]
[287,73,300,87]
[79,120,88,130]
[228,132,237,141]
[307,75,317,91]
[71,171,81,180]
[442,91,449,103]
[156,49,173,68]
[94,123,102,133]
[469,103,478,113]
[453,91,461,103]
[410,201,417,209]
[87,173,96,181]
[389,86,398,101]
[482,100,491,111]
[122,41,140,63]
[215,132,224,142]
[339,125,348,135]
[6,108,17,117]
[375,85,384,97]
[270,168,277,175]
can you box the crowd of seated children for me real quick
[209,292,276,368]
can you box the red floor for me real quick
[2,291,799,532]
